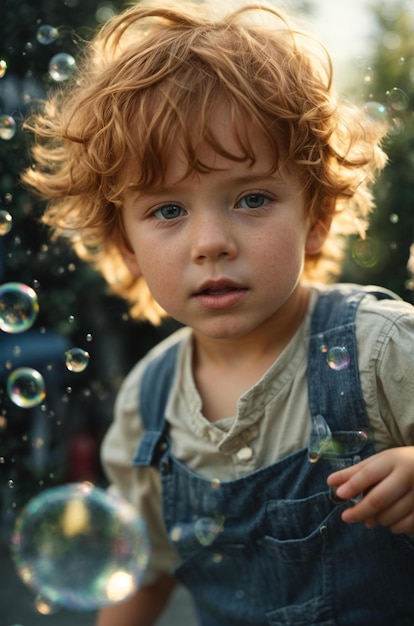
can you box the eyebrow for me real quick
[125,165,292,202]
[133,171,287,194]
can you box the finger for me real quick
[327,466,355,487]
[332,457,393,501]
[389,510,414,535]
[373,490,414,528]
[327,458,371,485]
[340,476,407,523]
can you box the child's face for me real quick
[121,112,327,341]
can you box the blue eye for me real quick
[237,193,269,209]
[154,204,186,220]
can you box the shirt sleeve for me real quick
[100,356,180,584]
[357,296,414,450]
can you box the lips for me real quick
[200,286,238,296]
[193,279,248,309]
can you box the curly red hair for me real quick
[22,0,388,323]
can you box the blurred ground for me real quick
[0,538,198,626]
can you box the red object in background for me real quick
[67,432,99,482]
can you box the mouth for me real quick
[193,280,248,309]
[198,286,239,296]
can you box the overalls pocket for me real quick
[260,492,339,625]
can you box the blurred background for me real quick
[0,0,413,624]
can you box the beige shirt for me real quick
[101,286,414,581]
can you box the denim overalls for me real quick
[134,286,414,625]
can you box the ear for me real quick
[118,239,141,278]
[305,199,334,255]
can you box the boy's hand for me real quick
[327,447,414,534]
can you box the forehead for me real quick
[160,105,284,185]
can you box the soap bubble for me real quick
[65,347,90,372]
[0,115,17,140]
[11,482,150,610]
[7,367,46,408]
[361,102,388,124]
[0,209,12,235]
[0,59,7,78]
[35,593,59,615]
[48,53,76,81]
[326,346,350,371]
[194,516,225,546]
[362,66,373,84]
[36,25,59,45]
[0,282,39,333]
[385,87,409,112]
[351,237,379,268]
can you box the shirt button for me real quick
[236,446,253,461]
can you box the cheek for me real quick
[136,249,180,307]
[258,226,306,270]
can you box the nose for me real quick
[191,214,237,264]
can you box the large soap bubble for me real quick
[0,282,39,333]
[11,482,150,610]
[48,53,76,81]
[7,367,46,408]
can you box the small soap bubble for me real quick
[194,516,225,546]
[361,102,388,124]
[326,346,350,371]
[351,237,379,268]
[170,525,182,542]
[48,53,76,81]
[0,209,12,235]
[362,67,373,84]
[0,59,7,78]
[96,3,116,23]
[7,368,46,408]
[0,115,17,140]
[308,413,332,463]
[385,87,409,112]
[35,593,59,615]
[0,282,39,333]
[11,483,150,610]
[65,348,90,373]
[36,25,59,45]
[389,213,399,224]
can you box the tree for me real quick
[341,1,414,303]
[0,0,171,511]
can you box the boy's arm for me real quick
[328,446,414,534]
[96,574,177,626]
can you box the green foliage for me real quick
[341,1,414,302]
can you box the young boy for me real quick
[22,1,414,624]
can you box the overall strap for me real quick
[133,341,181,467]
[307,284,397,453]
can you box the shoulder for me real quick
[310,282,414,364]
[352,288,414,447]
[355,288,414,349]
[308,282,403,333]
[101,326,192,463]
[354,288,414,378]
